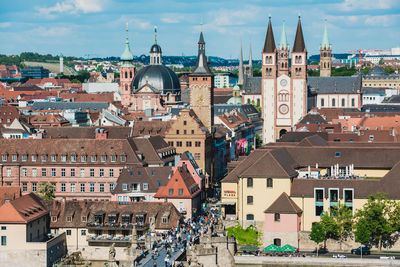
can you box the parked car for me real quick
[351,246,370,255]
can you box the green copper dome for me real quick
[121,38,134,61]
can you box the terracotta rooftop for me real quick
[264,192,302,214]
[0,186,21,206]
[0,193,48,223]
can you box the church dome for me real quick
[150,44,162,54]
[131,65,180,94]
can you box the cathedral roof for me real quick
[263,17,276,53]
[279,21,288,50]
[292,17,306,53]
[321,20,330,49]
[307,76,362,94]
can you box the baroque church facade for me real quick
[262,17,308,144]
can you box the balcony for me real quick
[86,222,134,230]
[87,235,132,243]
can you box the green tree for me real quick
[309,222,326,256]
[354,193,400,251]
[250,100,261,113]
[252,68,261,77]
[255,134,262,148]
[226,222,262,246]
[96,65,104,73]
[38,182,55,200]
[70,78,81,84]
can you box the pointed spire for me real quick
[263,16,276,53]
[321,19,330,49]
[279,20,288,50]
[121,22,134,62]
[238,42,244,85]
[192,32,212,75]
[154,26,158,44]
[293,16,306,52]
[249,41,252,67]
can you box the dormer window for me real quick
[81,216,87,222]
[162,217,168,224]
[81,155,87,162]
[111,155,116,162]
[91,155,97,162]
[61,155,67,162]
[169,189,173,195]
[51,155,57,162]
[71,155,76,162]
[66,216,72,222]
[41,155,47,162]
[122,183,128,191]
[101,155,106,162]
[11,155,17,162]
[121,155,126,162]
[51,216,57,222]
[143,183,149,191]
[2,155,7,162]
[21,154,27,162]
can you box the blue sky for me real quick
[0,0,399,59]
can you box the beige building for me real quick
[0,193,66,267]
[362,66,400,90]
[221,135,400,247]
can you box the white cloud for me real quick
[337,0,395,11]
[365,14,399,27]
[31,26,72,37]
[115,15,152,30]
[0,22,11,28]
[161,16,182,24]
[36,0,107,17]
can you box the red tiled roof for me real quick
[0,193,48,223]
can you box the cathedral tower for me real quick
[261,16,307,144]
[320,20,331,77]
[150,26,162,65]
[238,43,244,85]
[189,32,214,132]
[120,23,135,107]
[244,42,253,78]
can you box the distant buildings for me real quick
[214,73,229,88]
[21,66,50,79]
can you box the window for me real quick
[109,169,114,177]
[32,155,37,162]
[100,184,104,192]
[186,141,192,147]
[110,183,115,191]
[51,168,56,177]
[178,188,183,195]
[162,217,168,224]
[122,183,128,191]
[169,189,174,195]
[183,120,187,126]
[101,155,106,162]
[91,155,97,162]
[111,155,116,162]
[51,216,57,222]
[273,238,281,247]
[1,236,6,246]
[22,183,27,192]
[90,169,94,177]
[80,184,85,192]
[247,178,253,187]
[247,196,253,205]
[32,183,37,192]
[176,130,180,134]
[80,169,85,177]
[121,155,126,162]
[195,153,200,160]
[369,135,374,141]
[81,230,86,236]
[176,141,182,147]
[41,168,46,177]
[32,168,37,177]
[81,155,86,162]
[71,155,76,162]
[51,155,57,162]
[90,184,95,192]
[11,155,17,162]
[41,155,47,162]
[22,154,27,162]
[168,141,174,146]
[246,214,254,220]
[274,213,280,222]
[99,169,104,177]
[315,188,324,216]
[351,98,355,107]
[341,98,345,107]
[335,152,341,157]
[66,230,71,236]
[267,178,273,188]
[332,98,336,107]
[22,168,27,177]
[61,183,66,192]
[70,183,75,192]
[329,188,339,207]
[61,155,67,162]
[184,130,187,134]
[71,168,75,177]
[143,183,149,190]
[81,216,87,222]
[1,155,6,162]
[6,168,11,177]
[61,168,65,177]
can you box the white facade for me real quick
[362,94,385,105]
[316,94,360,109]
[214,74,229,88]
[82,82,119,93]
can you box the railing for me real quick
[86,222,134,230]
[87,235,131,243]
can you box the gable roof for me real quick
[0,193,48,223]
[307,76,362,94]
[264,192,302,214]
[298,134,329,147]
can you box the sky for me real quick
[0,0,399,59]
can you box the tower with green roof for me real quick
[120,22,135,107]
[320,20,331,77]
[277,20,289,76]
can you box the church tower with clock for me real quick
[189,32,214,132]
[261,16,307,144]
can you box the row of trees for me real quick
[310,193,400,252]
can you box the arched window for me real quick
[351,98,355,107]
[247,178,253,187]
[274,213,280,221]
[341,98,345,107]
[324,52,327,57]
[332,98,336,107]
[267,178,273,188]
[281,62,284,68]
[274,238,281,246]
[247,99,250,104]
[130,71,132,79]
[257,99,260,106]
[321,98,325,107]
[246,214,254,220]
[124,71,127,79]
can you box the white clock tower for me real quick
[261,17,307,144]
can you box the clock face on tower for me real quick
[196,95,204,105]
[280,79,287,86]
[279,104,289,115]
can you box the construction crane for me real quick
[346,49,391,69]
